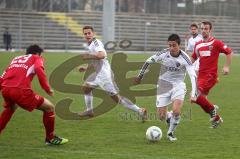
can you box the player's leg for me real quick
[167,99,183,141]
[0,87,18,134]
[0,104,18,134]
[78,84,95,117]
[111,94,147,122]
[37,98,68,145]
[166,82,186,141]
[194,77,222,128]
[79,73,98,117]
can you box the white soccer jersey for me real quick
[186,34,203,52]
[86,38,112,79]
[141,49,197,98]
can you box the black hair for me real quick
[168,34,181,45]
[26,44,43,55]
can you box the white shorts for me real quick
[156,82,186,107]
[85,72,119,96]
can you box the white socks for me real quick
[84,92,93,111]
[119,97,141,113]
[167,114,181,134]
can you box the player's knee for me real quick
[40,98,55,112]
[112,95,121,103]
[10,105,18,111]
[172,112,180,117]
[82,86,91,94]
[47,104,55,112]
[159,112,166,121]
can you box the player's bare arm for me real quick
[79,64,94,72]
[222,53,232,75]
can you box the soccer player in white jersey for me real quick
[186,23,203,72]
[78,26,147,122]
[134,34,198,141]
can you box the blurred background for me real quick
[0,0,239,52]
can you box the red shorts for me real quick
[197,74,218,95]
[1,87,44,112]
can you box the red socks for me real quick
[43,111,55,140]
[0,108,15,134]
[195,95,214,114]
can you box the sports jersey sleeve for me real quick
[94,40,106,52]
[186,39,193,52]
[186,64,198,98]
[137,51,165,80]
[35,58,51,93]
[217,40,232,55]
[0,70,7,90]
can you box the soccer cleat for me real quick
[210,105,219,118]
[139,108,147,123]
[167,132,177,142]
[78,109,94,117]
[45,136,68,145]
[210,115,223,128]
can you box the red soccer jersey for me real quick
[0,54,51,93]
[192,37,232,77]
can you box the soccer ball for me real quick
[146,126,162,141]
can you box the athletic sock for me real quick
[196,95,214,114]
[119,97,141,113]
[167,114,180,134]
[0,108,15,134]
[43,111,55,140]
[84,92,93,111]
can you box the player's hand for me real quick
[79,66,87,72]
[133,77,141,85]
[222,66,230,75]
[48,89,54,97]
[190,96,197,104]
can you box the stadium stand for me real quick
[0,10,239,52]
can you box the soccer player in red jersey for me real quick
[0,44,68,145]
[191,21,232,128]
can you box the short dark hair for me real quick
[168,34,181,45]
[190,23,198,28]
[26,44,43,55]
[83,26,94,32]
[201,21,212,30]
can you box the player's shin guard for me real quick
[195,95,215,114]
[43,111,55,140]
[167,114,180,134]
[0,108,15,134]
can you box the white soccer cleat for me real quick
[167,132,177,142]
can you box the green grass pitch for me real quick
[0,52,239,159]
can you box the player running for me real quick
[134,34,198,141]
[185,22,203,72]
[78,26,147,122]
[0,45,68,145]
[191,21,232,128]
